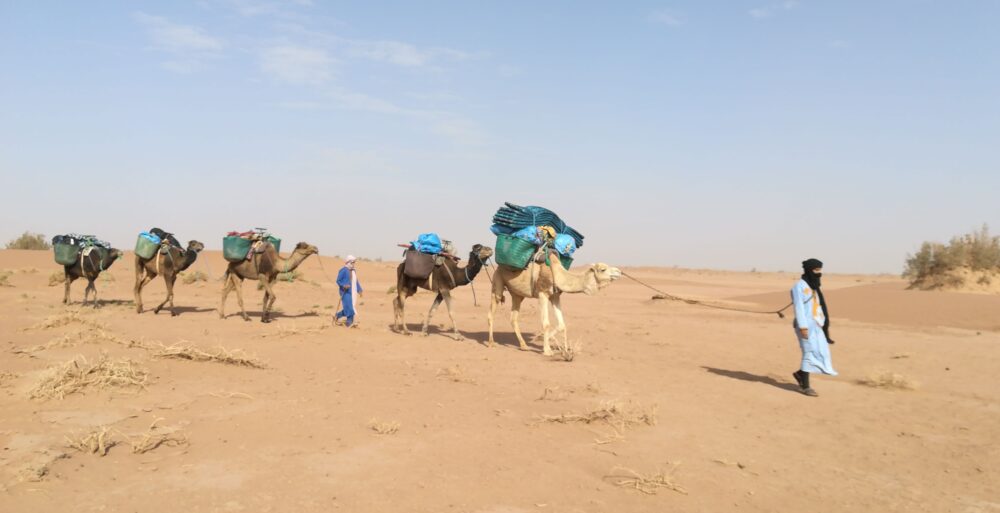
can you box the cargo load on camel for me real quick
[223,228,282,263]
[51,234,111,266]
[490,203,582,270]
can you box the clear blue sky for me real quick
[2,1,997,273]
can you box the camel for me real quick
[487,251,621,355]
[393,244,494,340]
[134,240,205,316]
[62,247,123,307]
[219,241,318,323]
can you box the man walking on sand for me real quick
[335,255,363,328]
[791,258,837,396]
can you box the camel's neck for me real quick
[548,254,597,294]
[276,249,312,272]
[175,247,199,272]
[454,252,485,286]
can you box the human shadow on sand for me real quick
[701,367,801,393]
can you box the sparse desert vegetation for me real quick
[6,232,50,250]
[904,225,1000,291]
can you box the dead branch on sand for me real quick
[148,341,265,368]
[368,418,400,435]
[127,418,188,454]
[539,400,657,432]
[604,464,687,495]
[856,371,917,390]
[65,426,117,456]
[30,354,148,400]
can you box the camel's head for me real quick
[106,248,123,267]
[471,244,494,263]
[589,263,622,290]
[294,242,319,256]
[187,240,205,253]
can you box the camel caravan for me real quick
[47,202,621,356]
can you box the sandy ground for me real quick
[1,248,998,513]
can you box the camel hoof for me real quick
[171,311,178,317]
[452,335,464,341]
[420,331,430,337]
[402,331,412,337]
[261,318,271,324]
[543,350,554,356]
[242,316,251,322]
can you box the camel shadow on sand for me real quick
[702,366,801,393]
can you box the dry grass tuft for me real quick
[856,371,917,390]
[386,285,397,294]
[65,426,117,456]
[539,400,657,432]
[0,270,12,287]
[148,341,265,368]
[537,387,568,401]
[552,338,581,362]
[0,371,19,387]
[14,328,129,354]
[23,310,106,331]
[48,271,65,286]
[181,270,209,284]
[436,365,476,384]
[30,354,148,400]
[368,418,400,435]
[128,419,188,454]
[604,464,687,495]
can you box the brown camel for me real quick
[62,247,124,307]
[219,241,318,323]
[393,244,494,340]
[134,240,205,316]
[488,251,621,355]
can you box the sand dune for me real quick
[1,249,998,512]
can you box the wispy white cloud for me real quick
[749,0,799,20]
[134,12,224,73]
[259,45,333,84]
[345,39,477,68]
[134,12,224,52]
[218,0,311,17]
[648,9,684,27]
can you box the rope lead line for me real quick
[620,271,792,318]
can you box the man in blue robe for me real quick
[791,258,837,396]
[335,255,363,327]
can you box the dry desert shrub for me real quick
[0,270,12,287]
[30,354,148,400]
[856,371,917,390]
[904,224,1000,289]
[436,365,476,384]
[6,231,50,250]
[48,271,65,286]
[181,270,208,284]
[65,426,117,456]
[552,338,582,362]
[23,310,106,331]
[14,329,128,354]
[148,341,264,368]
[604,464,687,495]
[128,419,188,454]
[539,400,657,432]
[368,418,400,435]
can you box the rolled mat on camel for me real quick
[222,229,282,263]
[52,234,111,266]
[490,203,582,270]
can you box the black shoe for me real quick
[792,370,806,389]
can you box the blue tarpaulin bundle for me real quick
[491,203,584,249]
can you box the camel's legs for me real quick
[231,274,250,321]
[550,293,568,352]
[134,260,147,313]
[63,271,74,304]
[86,279,98,308]
[219,272,234,319]
[442,291,462,340]
[259,277,276,323]
[155,273,175,316]
[392,294,405,332]
[487,291,499,347]
[538,293,553,355]
[396,291,413,335]
[421,293,444,336]
[510,295,529,350]
[266,278,279,316]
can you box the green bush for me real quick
[6,232,51,250]
[904,225,1000,287]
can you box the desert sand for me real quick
[1,248,998,512]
